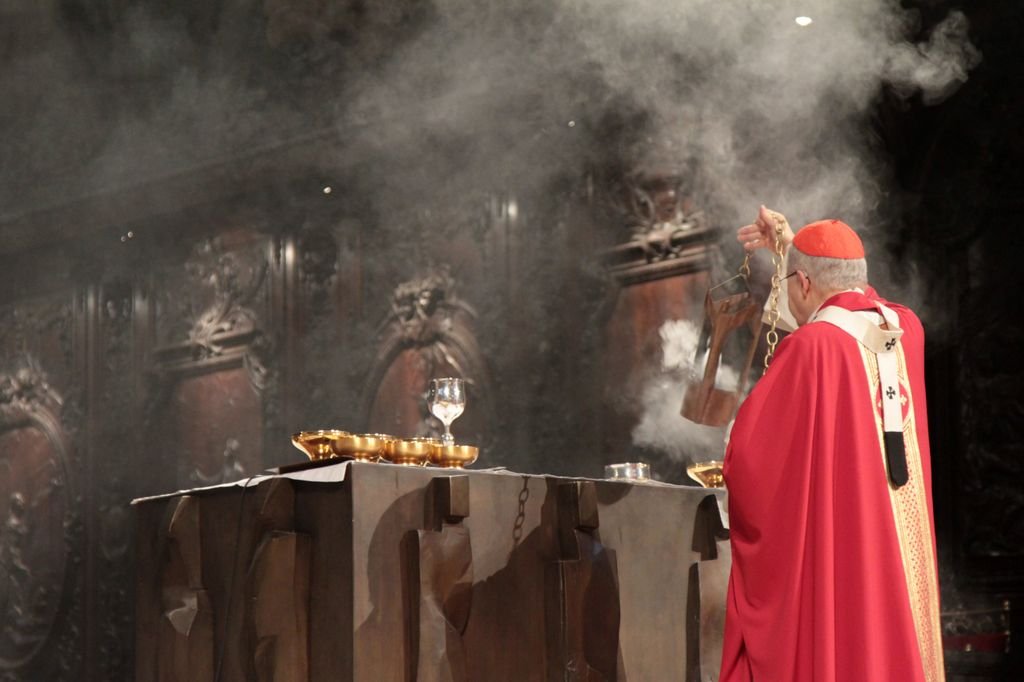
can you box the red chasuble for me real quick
[720,288,945,682]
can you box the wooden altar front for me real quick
[133,461,729,682]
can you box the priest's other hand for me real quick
[737,205,795,252]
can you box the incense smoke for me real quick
[632,319,740,461]
[0,1,980,467]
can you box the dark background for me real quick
[0,0,1020,679]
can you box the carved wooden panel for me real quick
[595,260,713,468]
[167,369,264,488]
[0,354,81,681]
[0,425,69,668]
[362,270,493,446]
[146,232,277,488]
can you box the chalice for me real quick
[427,377,465,446]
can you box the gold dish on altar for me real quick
[291,430,351,461]
[385,437,438,466]
[430,443,479,469]
[332,433,395,462]
[686,460,725,488]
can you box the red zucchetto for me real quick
[792,219,865,259]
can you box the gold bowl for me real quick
[686,460,725,488]
[332,433,394,462]
[291,430,350,461]
[430,443,479,469]
[385,437,439,466]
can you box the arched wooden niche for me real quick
[0,356,74,673]
[361,269,493,447]
[147,235,273,490]
[595,168,720,467]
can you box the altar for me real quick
[133,461,729,682]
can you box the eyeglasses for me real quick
[782,270,809,282]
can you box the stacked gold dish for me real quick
[332,433,395,462]
[291,430,479,469]
[385,437,438,466]
[291,430,350,461]
[430,443,479,469]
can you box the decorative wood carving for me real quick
[146,235,277,487]
[590,167,725,473]
[0,355,76,676]
[154,236,270,383]
[601,169,715,286]
[545,481,620,681]
[617,169,699,237]
[298,227,340,309]
[362,268,493,444]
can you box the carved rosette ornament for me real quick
[185,242,266,362]
[0,355,74,674]
[153,237,273,392]
[618,169,703,241]
[0,357,62,419]
[385,268,468,351]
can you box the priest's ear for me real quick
[785,270,812,299]
[797,271,813,297]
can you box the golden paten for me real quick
[291,430,350,461]
[333,433,394,462]
[687,460,725,488]
[430,443,478,469]
[386,437,438,466]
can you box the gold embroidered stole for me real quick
[858,345,945,682]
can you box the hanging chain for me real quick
[738,252,751,279]
[763,218,787,369]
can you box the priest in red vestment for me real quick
[720,207,945,682]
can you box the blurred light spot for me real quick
[567,120,576,128]
[508,199,518,220]
[323,186,332,194]
[127,231,134,238]
[795,16,813,27]
[120,236,126,243]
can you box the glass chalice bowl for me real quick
[427,377,465,446]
